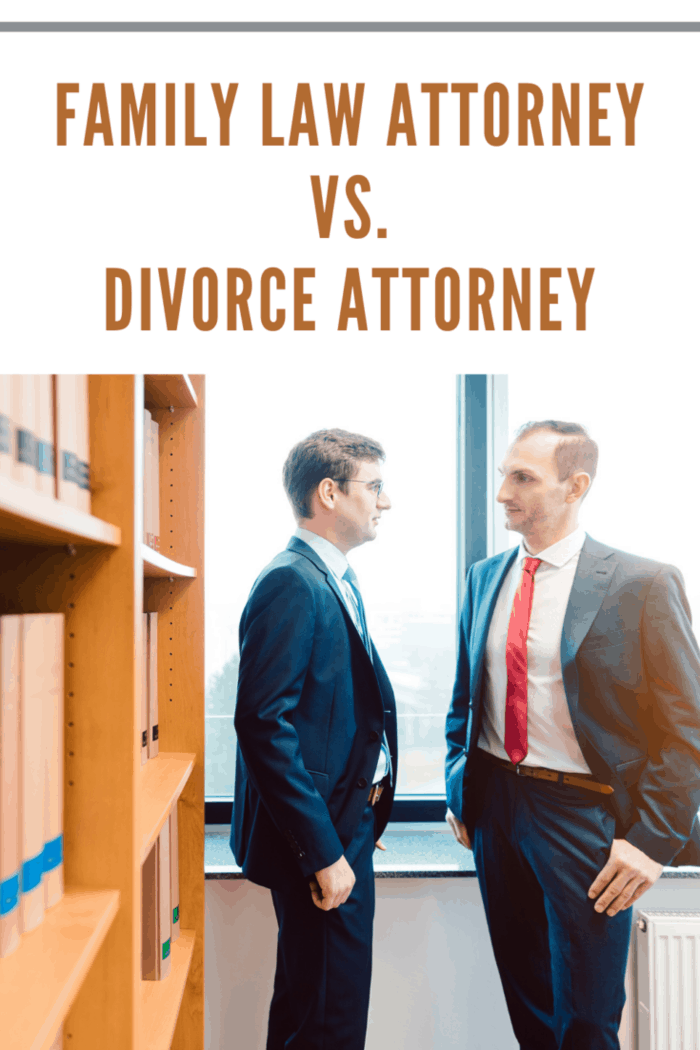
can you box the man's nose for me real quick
[378,490,391,510]
[496,479,509,503]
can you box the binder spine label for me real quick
[36,440,56,477]
[43,834,64,873]
[22,851,44,894]
[142,730,148,748]
[0,413,10,454]
[17,428,37,467]
[0,871,20,916]
[152,724,159,742]
[62,451,91,490]
[162,936,171,960]
[173,905,179,923]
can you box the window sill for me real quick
[204,824,700,881]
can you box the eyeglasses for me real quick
[331,479,385,496]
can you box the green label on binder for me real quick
[162,937,171,960]
[173,905,179,923]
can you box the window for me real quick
[206,368,700,822]
[204,370,460,818]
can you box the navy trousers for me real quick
[267,802,376,1050]
[471,752,633,1050]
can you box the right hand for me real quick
[446,807,472,850]
[309,854,356,911]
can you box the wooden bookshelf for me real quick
[0,375,205,1050]
[0,475,121,547]
[140,929,196,1050]
[144,375,198,411]
[1,889,119,1050]
[143,377,205,1050]
[138,753,196,863]
[142,546,197,580]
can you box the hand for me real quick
[446,807,472,850]
[375,839,386,851]
[309,854,356,911]
[588,838,664,916]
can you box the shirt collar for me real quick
[519,526,586,569]
[294,527,349,581]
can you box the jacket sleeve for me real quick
[234,565,344,877]
[445,568,474,823]
[625,565,700,865]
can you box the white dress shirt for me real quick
[294,528,388,783]
[478,525,592,773]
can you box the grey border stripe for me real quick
[1,21,700,32]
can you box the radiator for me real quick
[636,910,700,1050]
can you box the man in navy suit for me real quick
[445,421,700,1050]
[231,428,397,1050]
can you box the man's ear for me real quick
[316,477,337,512]
[566,471,591,503]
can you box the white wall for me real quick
[204,874,700,1050]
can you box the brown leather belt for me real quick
[368,782,385,806]
[482,751,614,795]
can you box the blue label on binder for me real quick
[17,428,37,467]
[162,937,171,960]
[76,458,90,491]
[43,834,64,873]
[62,451,90,491]
[0,414,10,455]
[22,851,44,894]
[0,871,20,916]
[36,440,55,477]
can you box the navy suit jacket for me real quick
[445,534,700,867]
[231,536,398,890]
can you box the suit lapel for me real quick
[470,547,519,697]
[287,537,374,668]
[561,536,617,671]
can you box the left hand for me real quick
[375,839,386,851]
[588,838,664,916]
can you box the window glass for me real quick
[205,372,456,798]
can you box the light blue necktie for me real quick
[342,565,372,655]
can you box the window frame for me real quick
[204,374,509,826]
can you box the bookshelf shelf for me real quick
[140,928,196,1050]
[138,753,196,863]
[0,888,120,1050]
[142,545,197,580]
[0,476,121,547]
[144,375,198,412]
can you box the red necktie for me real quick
[504,557,542,765]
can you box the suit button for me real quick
[357,777,368,789]
[369,731,380,742]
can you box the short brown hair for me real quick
[283,428,385,520]
[515,420,598,485]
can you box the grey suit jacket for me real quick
[446,534,700,866]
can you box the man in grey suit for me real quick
[445,420,700,1050]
